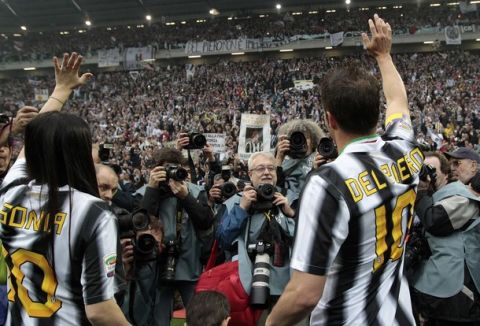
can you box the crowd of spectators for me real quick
[1,49,479,190]
[0,3,478,62]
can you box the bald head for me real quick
[95,164,119,204]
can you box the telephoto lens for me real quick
[249,241,272,309]
[135,233,157,261]
[163,240,178,282]
[317,137,338,159]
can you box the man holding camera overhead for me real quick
[216,152,296,318]
[129,147,214,325]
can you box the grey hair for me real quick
[277,119,326,150]
[247,152,275,170]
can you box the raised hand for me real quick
[361,14,392,58]
[53,52,93,91]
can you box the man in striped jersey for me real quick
[267,15,421,326]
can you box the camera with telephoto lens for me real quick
[287,131,308,159]
[404,223,431,280]
[317,137,338,159]
[184,133,207,150]
[118,209,158,261]
[161,240,180,282]
[250,184,276,213]
[99,143,114,163]
[247,240,273,309]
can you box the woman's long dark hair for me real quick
[24,111,99,214]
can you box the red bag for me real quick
[196,240,262,326]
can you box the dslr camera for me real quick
[158,164,189,197]
[317,137,338,159]
[118,209,158,262]
[248,240,272,309]
[287,131,308,159]
[184,133,207,150]
[250,184,276,213]
[404,223,431,280]
[99,143,114,163]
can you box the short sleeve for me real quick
[383,113,415,143]
[81,209,119,305]
[290,175,350,275]
[0,159,28,192]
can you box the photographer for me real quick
[275,119,326,196]
[136,147,215,325]
[216,152,296,318]
[411,151,480,324]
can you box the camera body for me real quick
[287,131,308,159]
[250,184,276,213]
[184,133,207,150]
[161,240,180,282]
[317,137,338,159]
[99,143,114,162]
[158,164,189,197]
[221,165,232,182]
[419,164,437,184]
[404,223,431,279]
[0,114,9,125]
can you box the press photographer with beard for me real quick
[410,151,480,324]
[216,152,296,321]
[135,147,214,325]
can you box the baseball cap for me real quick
[444,147,480,164]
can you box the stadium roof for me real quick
[1,0,417,33]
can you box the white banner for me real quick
[186,64,196,81]
[124,46,154,70]
[34,88,49,102]
[293,80,315,91]
[185,37,290,55]
[204,133,226,153]
[238,114,271,161]
[98,48,121,67]
[445,26,462,45]
[330,31,344,47]
[462,25,475,33]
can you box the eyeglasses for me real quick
[249,165,276,174]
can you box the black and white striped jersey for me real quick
[0,159,122,325]
[292,114,423,326]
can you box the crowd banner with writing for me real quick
[204,133,226,153]
[185,37,291,55]
[124,47,154,70]
[238,114,271,161]
[34,88,49,102]
[293,80,315,91]
[459,1,477,13]
[445,26,462,45]
[98,48,121,67]
[330,31,345,47]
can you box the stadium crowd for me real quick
[0,2,478,62]
[1,50,479,186]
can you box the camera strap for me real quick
[187,149,198,183]
[175,202,183,243]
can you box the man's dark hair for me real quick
[321,65,380,135]
[425,151,450,176]
[186,291,230,326]
[153,147,186,166]
[25,111,99,215]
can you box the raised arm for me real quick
[362,14,409,120]
[16,52,93,160]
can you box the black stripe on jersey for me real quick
[355,152,397,325]
[389,263,413,326]
[314,167,362,325]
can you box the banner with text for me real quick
[124,46,154,70]
[204,133,226,154]
[330,31,345,47]
[98,48,121,67]
[185,37,291,55]
[238,114,271,161]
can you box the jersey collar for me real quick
[339,134,380,155]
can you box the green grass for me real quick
[171,318,185,326]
